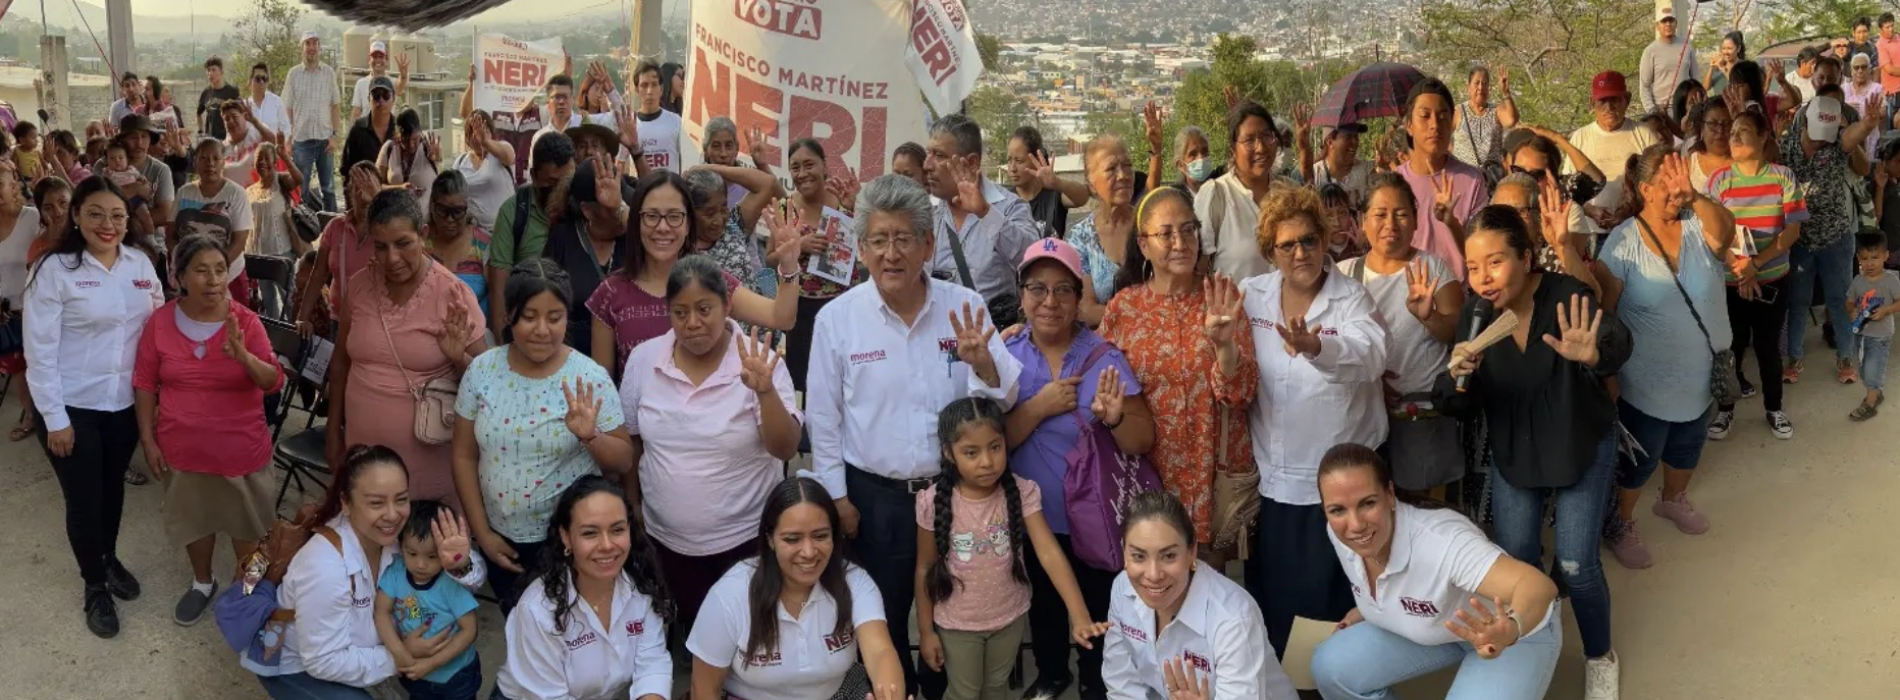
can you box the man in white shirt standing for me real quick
[282,31,342,212]
[245,61,292,139]
[349,41,409,124]
[1566,72,1658,242]
[1637,5,1701,114]
[806,174,1022,700]
[629,60,682,173]
[924,114,1042,329]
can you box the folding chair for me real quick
[262,317,332,515]
[246,254,297,322]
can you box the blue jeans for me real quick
[1489,432,1616,659]
[257,673,373,700]
[291,139,337,212]
[1858,335,1892,391]
[1786,236,1855,362]
[1311,613,1562,700]
[402,655,481,700]
[1617,401,1715,491]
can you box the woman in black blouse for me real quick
[1439,205,1632,690]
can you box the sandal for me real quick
[1850,402,1879,422]
[7,424,30,442]
[124,470,150,486]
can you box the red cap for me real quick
[1591,71,1628,101]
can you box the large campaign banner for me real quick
[471,33,565,114]
[906,0,983,116]
[682,0,925,182]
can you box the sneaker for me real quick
[1767,410,1794,439]
[173,582,217,626]
[1707,410,1733,440]
[84,584,119,638]
[1739,376,1757,399]
[1652,492,1711,535]
[1783,360,1803,384]
[1022,675,1071,700]
[103,556,141,601]
[1606,519,1654,569]
[1839,360,1859,384]
[1584,651,1621,700]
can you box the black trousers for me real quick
[1246,498,1356,658]
[488,536,550,617]
[1023,532,1116,695]
[845,467,938,698]
[786,295,834,393]
[1723,278,1791,413]
[39,407,138,586]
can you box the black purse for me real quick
[0,310,19,356]
[1633,217,1741,405]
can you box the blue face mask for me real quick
[1185,157,1212,183]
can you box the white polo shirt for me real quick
[1241,270,1390,505]
[495,571,672,700]
[1328,502,1556,647]
[805,278,1022,497]
[1102,565,1300,700]
[687,559,886,700]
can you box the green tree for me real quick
[976,32,1003,72]
[232,0,303,93]
[965,85,1030,166]
[1761,0,1881,44]
[1420,0,1652,131]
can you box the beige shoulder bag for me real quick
[378,296,459,445]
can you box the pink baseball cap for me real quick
[1019,237,1085,283]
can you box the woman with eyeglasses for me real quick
[1240,186,1389,657]
[1685,101,1734,196]
[1197,101,1289,280]
[586,170,800,378]
[1003,237,1154,698]
[1099,187,1257,568]
[1067,135,1138,325]
[424,171,491,320]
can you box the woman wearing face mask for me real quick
[1068,135,1139,324]
[1240,187,1389,656]
[770,138,863,392]
[132,234,282,627]
[1101,490,1299,700]
[451,111,518,232]
[587,170,799,378]
[1145,114,1212,196]
[1440,206,1630,699]
[325,189,489,508]
[619,255,801,634]
[1099,188,1257,569]
[379,109,440,214]
[24,176,162,637]
[452,259,632,612]
[1451,67,1520,172]
[494,477,673,700]
[688,477,910,700]
[1398,78,1490,273]
[297,163,387,336]
[1197,101,1287,280]
[246,446,486,700]
[1598,145,1737,570]
[424,171,491,319]
[1337,174,1465,492]
[1308,444,1563,700]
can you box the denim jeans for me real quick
[1311,613,1562,700]
[291,139,337,212]
[1489,432,1616,658]
[1617,401,1715,490]
[1786,236,1855,362]
[401,655,481,700]
[257,673,374,700]
[1858,335,1892,391]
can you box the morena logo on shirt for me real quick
[823,630,856,653]
[849,349,887,366]
[1117,622,1147,642]
[1399,597,1441,617]
[1180,650,1212,672]
[626,620,645,636]
[74,280,102,289]
[744,650,783,667]
[565,631,600,650]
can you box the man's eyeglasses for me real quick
[1272,235,1322,256]
[863,233,923,253]
[641,210,688,228]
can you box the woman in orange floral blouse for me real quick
[1098,187,1257,560]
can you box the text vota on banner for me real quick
[683,0,926,183]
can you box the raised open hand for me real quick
[613,102,641,154]
[1499,66,1511,95]
[1200,273,1243,346]
[1292,102,1314,149]
[747,125,770,170]
[436,299,472,361]
[826,166,861,209]
[1538,171,1573,252]
[949,157,987,216]
[1030,150,1061,189]
[592,156,622,210]
[431,509,472,572]
[1540,293,1603,366]
[1431,169,1457,225]
[1090,366,1128,427]
[1222,84,1242,110]
[948,302,997,370]
[1143,101,1165,152]
[736,327,783,395]
[1658,152,1693,202]
[1404,258,1441,321]
[561,378,603,442]
[222,315,250,362]
[1721,83,1750,118]
[1277,315,1324,358]
[1444,596,1519,659]
[1162,657,1212,700]
[396,52,411,79]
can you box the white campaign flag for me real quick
[905,0,984,115]
[471,33,565,114]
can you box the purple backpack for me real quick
[1062,344,1162,572]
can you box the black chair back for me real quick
[246,255,298,321]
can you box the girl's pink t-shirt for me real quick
[915,475,1044,632]
[132,300,282,476]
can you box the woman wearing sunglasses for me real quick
[425,171,492,321]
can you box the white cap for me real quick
[1655,4,1674,20]
[369,41,387,56]
[1807,96,1843,142]
[301,31,319,42]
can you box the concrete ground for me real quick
[1,339,1897,700]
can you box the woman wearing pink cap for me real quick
[1000,236,1154,700]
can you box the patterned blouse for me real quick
[1098,282,1260,543]
[1453,102,1503,168]
[701,209,765,295]
[1067,212,1125,304]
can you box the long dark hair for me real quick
[746,477,853,663]
[618,170,699,280]
[1316,442,1448,510]
[1111,186,1199,297]
[532,476,674,635]
[924,398,1026,604]
[308,445,409,527]
[30,175,155,279]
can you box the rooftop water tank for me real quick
[341,25,373,71]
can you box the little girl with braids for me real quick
[915,398,1108,700]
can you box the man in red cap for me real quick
[1565,70,1659,241]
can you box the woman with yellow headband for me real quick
[1098,186,1258,567]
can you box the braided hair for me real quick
[924,397,1028,604]
[531,476,675,636]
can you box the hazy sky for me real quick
[126,0,644,24]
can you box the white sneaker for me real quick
[1585,651,1621,700]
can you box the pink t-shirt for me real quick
[915,475,1043,632]
[321,216,374,313]
[1395,158,1489,275]
[585,270,742,377]
[131,300,282,476]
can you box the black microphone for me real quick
[1454,298,1494,393]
